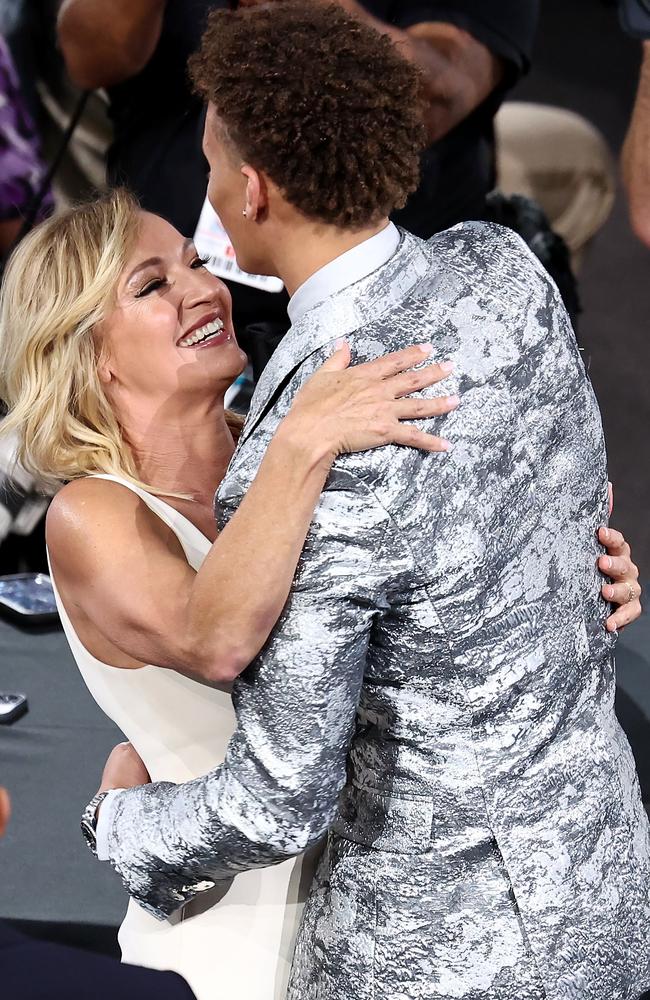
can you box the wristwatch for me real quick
[80,791,110,856]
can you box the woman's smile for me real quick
[177,312,229,349]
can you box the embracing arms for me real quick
[97,473,393,918]
[46,346,455,684]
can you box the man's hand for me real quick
[598,526,642,632]
[98,741,151,795]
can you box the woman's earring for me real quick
[242,209,248,218]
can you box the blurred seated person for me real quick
[57,0,540,347]
[0,34,53,257]
[4,0,110,205]
[0,783,197,1000]
[495,102,615,273]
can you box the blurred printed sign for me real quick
[193,196,284,294]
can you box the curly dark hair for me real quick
[189,1,425,229]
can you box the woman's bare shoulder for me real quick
[46,478,173,571]
[47,477,141,532]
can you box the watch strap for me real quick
[81,791,110,857]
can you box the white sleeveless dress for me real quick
[47,474,316,1000]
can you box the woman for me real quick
[0,188,459,1000]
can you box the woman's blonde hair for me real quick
[0,189,242,496]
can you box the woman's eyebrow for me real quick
[125,257,162,286]
[125,240,196,286]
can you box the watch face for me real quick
[81,817,98,854]
[81,795,103,855]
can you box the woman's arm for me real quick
[47,345,457,682]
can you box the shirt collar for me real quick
[287,221,401,326]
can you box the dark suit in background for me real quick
[0,920,196,1000]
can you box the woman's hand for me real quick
[284,341,458,464]
[598,526,642,631]
[98,741,151,795]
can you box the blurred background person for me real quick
[0,32,55,569]
[620,0,650,246]
[0,34,53,257]
[1,0,109,209]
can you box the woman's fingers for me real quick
[396,394,460,420]
[599,553,638,580]
[390,424,452,452]
[359,344,453,382]
[598,525,630,557]
[358,343,435,378]
[319,340,352,372]
[603,580,642,604]
[388,361,455,398]
[605,598,642,632]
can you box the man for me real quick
[0,784,197,1000]
[84,5,650,999]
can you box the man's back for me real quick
[266,222,649,998]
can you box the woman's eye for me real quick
[135,278,166,297]
[191,256,209,269]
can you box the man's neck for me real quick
[272,217,391,297]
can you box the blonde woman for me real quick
[0,189,460,1000]
[0,191,641,1000]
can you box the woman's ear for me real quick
[97,361,113,385]
[94,330,114,385]
[97,358,113,385]
[241,164,267,221]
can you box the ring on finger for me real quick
[626,583,638,604]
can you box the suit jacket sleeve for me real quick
[102,472,400,919]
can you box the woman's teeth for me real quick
[178,317,225,347]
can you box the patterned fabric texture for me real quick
[0,35,53,223]
[104,223,650,1000]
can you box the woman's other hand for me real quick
[598,526,642,631]
[284,341,458,463]
[98,741,151,794]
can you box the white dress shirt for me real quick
[287,221,401,325]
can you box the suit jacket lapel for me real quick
[238,229,431,448]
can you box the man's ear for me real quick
[241,164,268,221]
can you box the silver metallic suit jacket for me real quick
[104,223,650,1000]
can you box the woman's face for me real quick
[98,211,246,410]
